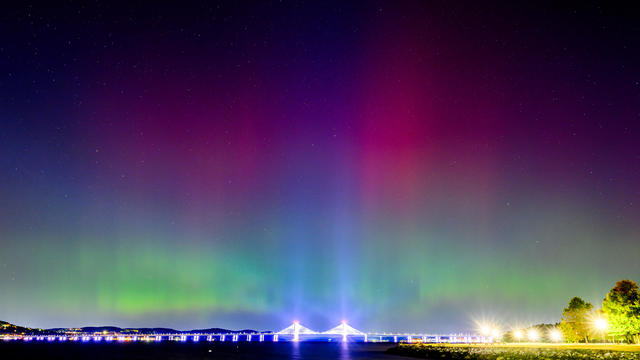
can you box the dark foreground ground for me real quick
[0,341,408,359]
[389,343,640,360]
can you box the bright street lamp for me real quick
[513,330,523,341]
[594,318,607,331]
[480,325,491,336]
[594,318,607,343]
[527,329,540,342]
[549,329,562,342]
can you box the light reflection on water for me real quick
[291,340,301,359]
[1,341,405,359]
[339,341,352,360]
[289,341,370,360]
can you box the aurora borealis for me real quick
[1,2,640,333]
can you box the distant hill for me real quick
[1,321,261,335]
[0,320,45,335]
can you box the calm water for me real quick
[0,341,410,359]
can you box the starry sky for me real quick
[1,1,639,333]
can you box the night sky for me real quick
[1,1,639,333]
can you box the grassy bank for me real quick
[387,343,640,359]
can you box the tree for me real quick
[559,297,593,343]
[602,279,640,343]
[558,321,581,343]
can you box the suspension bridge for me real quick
[1,321,493,344]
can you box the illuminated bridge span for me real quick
[1,322,493,344]
[272,321,490,343]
